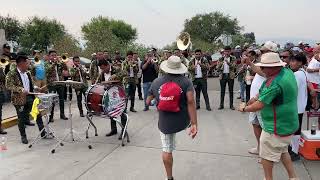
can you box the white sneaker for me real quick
[248,147,259,155]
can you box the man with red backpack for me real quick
[147,55,198,180]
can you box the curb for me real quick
[2,116,18,129]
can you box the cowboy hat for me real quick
[255,52,286,67]
[260,41,278,52]
[160,55,187,74]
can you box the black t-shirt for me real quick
[149,74,194,134]
[142,60,158,83]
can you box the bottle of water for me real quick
[0,136,7,159]
[150,99,156,106]
[0,137,7,150]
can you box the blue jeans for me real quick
[143,82,152,108]
[239,80,246,101]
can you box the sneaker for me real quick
[248,147,259,155]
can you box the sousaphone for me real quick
[177,32,192,51]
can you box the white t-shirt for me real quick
[18,68,30,92]
[104,72,111,81]
[250,74,266,98]
[294,69,308,114]
[307,58,320,84]
[223,57,230,73]
[195,59,203,78]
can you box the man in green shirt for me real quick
[238,52,299,180]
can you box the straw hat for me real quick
[160,55,187,74]
[255,52,286,67]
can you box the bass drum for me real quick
[85,84,127,117]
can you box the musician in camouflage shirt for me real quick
[45,50,68,121]
[0,66,7,134]
[70,56,89,117]
[96,59,128,139]
[188,49,211,111]
[122,51,139,112]
[89,51,105,82]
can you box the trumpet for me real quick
[0,55,10,68]
[34,55,41,65]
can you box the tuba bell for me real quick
[60,53,69,63]
[177,32,192,51]
[0,55,10,68]
[34,55,41,65]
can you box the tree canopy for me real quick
[19,16,66,51]
[183,12,242,44]
[81,16,137,54]
[0,15,23,42]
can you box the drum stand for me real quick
[51,84,92,154]
[86,113,130,146]
[28,108,61,148]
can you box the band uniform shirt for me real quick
[223,57,230,74]
[195,59,203,78]
[17,68,30,92]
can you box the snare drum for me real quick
[85,84,126,117]
[37,93,59,110]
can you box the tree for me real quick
[52,34,82,56]
[19,16,66,52]
[243,32,256,43]
[109,19,137,44]
[183,12,242,44]
[0,15,23,43]
[81,16,137,54]
[231,32,256,48]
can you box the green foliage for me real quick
[109,19,137,44]
[52,34,82,56]
[231,32,256,48]
[0,15,23,42]
[19,16,66,51]
[184,12,242,44]
[81,16,137,55]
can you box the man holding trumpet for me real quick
[45,50,68,121]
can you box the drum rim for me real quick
[85,85,95,112]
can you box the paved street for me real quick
[0,78,319,180]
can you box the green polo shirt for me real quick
[258,68,298,136]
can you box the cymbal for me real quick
[53,80,84,85]
[29,92,46,95]
[101,80,120,84]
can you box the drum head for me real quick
[103,85,126,117]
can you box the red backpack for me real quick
[157,81,182,112]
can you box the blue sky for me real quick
[1,0,319,47]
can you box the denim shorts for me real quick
[159,131,176,153]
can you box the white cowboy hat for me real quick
[160,55,187,74]
[255,52,287,67]
[260,41,278,52]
